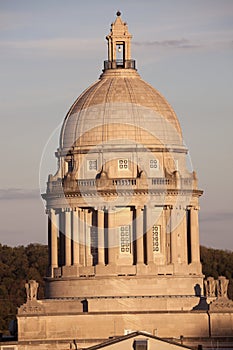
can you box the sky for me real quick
[0,0,232,249]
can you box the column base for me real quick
[136,263,146,275]
[79,266,95,276]
[61,265,80,277]
[47,265,57,278]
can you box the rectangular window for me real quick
[68,160,73,172]
[133,339,148,350]
[118,159,128,170]
[119,225,131,253]
[90,226,98,266]
[87,159,97,171]
[150,159,159,169]
[152,225,161,253]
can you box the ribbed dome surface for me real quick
[60,69,183,150]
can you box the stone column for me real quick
[108,207,117,265]
[136,206,144,264]
[65,210,71,266]
[170,206,178,264]
[79,209,85,266]
[160,207,167,260]
[181,207,188,264]
[165,205,172,264]
[97,209,105,265]
[59,210,65,266]
[190,206,200,263]
[72,209,80,265]
[146,206,153,264]
[48,209,58,276]
[85,209,93,266]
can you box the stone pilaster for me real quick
[181,207,188,264]
[190,206,200,263]
[48,209,58,277]
[108,207,117,265]
[146,206,153,264]
[170,207,178,264]
[165,205,172,264]
[136,206,144,265]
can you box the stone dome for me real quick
[60,68,183,151]
[42,13,203,310]
[59,12,184,153]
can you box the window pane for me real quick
[152,225,161,253]
[119,225,131,253]
[118,159,128,170]
[88,160,97,170]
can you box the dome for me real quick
[59,13,184,153]
[60,68,183,151]
[43,13,203,306]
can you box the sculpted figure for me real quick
[25,280,39,301]
[204,277,216,297]
[216,276,229,298]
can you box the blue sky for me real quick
[0,0,232,249]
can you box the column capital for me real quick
[135,205,144,211]
[47,208,58,216]
[145,203,154,209]
[187,205,200,211]
[73,207,80,212]
[107,206,116,212]
[96,205,106,211]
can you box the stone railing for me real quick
[46,176,194,194]
[104,59,136,70]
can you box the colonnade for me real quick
[47,205,200,277]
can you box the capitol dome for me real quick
[42,12,203,302]
[60,17,183,153]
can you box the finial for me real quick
[116,11,121,17]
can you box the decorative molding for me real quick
[209,297,233,311]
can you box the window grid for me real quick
[118,159,128,170]
[152,225,161,253]
[119,225,131,253]
[88,160,97,171]
[150,159,159,169]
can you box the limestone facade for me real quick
[42,12,203,301]
[14,12,233,350]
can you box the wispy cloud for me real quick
[133,38,233,51]
[133,39,201,49]
[0,188,40,200]
[0,37,102,56]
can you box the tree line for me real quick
[0,243,232,333]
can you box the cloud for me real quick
[0,37,102,57]
[133,39,201,49]
[133,38,233,51]
[0,188,40,200]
